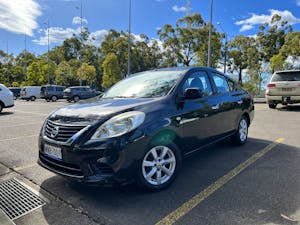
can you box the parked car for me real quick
[41,85,66,102]
[63,86,101,102]
[0,84,14,113]
[9,87,21,100]
[266,70,300,108]
[38,67,254,191]
[20,86,41,101]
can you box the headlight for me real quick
[91,111,145,140]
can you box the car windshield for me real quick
[102,70,184,98]
[272,72,300,82]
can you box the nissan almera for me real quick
[38,67,254,191]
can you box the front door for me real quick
[179,70,223,154]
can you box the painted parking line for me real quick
[0,135,38,142]
[155,138,285,225]
[14,163,38,171]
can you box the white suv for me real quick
[266,70,300,109]
[0,84,14,113]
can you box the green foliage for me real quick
[55,61,76,86]
[77,63,97,86]
[102,53,122,88]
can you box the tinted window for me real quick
[56,87,64,91]
[271,72,300,82]
[182,71,212,96]
[48,87,55,91]
[212,73,230,93]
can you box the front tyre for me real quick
[231,116,248,145]
[268,103,277,109]
[137,144,181,191]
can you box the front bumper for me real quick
[38,132,148,185]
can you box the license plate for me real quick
[282,88,292,92]
[44,144,62,160]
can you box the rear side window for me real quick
[212,73,230,94]
[272,72,300,82]
[48,87,55,91]
[57,87,64,91]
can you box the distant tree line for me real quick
[0,13,299,94]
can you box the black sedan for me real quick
[38,67,254,191]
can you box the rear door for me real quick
[210,72,242,134]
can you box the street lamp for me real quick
[207,0,213,68]
[217,22,228,74]
[127,0,132,77]
[24,33,27,83]
[43,21,50,85]
[76,0,83,86]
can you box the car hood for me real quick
[50,98,157,123]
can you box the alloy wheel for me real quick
[239,118,248,142]
[142,146,176,186]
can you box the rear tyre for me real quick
[30,96,36,101]
[0,103,3,113]
[137,144,181,191]
[51,95,58,102]
[268,103,277,109]
[231,116,248,145]
[73,96,80,102]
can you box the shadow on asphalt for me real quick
[0,112,14,116]
[39,138,300,225]
[276,105,300,112]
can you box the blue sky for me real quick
[0,0,300,56]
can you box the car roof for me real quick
[275,70,300,74]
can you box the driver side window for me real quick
[182,71,213,96]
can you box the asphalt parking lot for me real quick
[1,100,300,225]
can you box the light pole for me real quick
[44,21,50,84]
[207,0,213,68]
[6,38,9,85]
[24,33,27,83]
[217,22,228,74]
[127,0,132,77]
[76,0,83,86]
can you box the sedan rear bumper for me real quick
[266,95,300,104]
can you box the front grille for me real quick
[40,154,84,177]
[0,179,46,220]
[44,120,86,142]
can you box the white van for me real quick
[20,86,41,101]
[0,83,14,113]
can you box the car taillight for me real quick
[267,83,276,88]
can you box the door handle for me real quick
[237,100,243,104]
[211,104,219,110]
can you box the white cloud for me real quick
[33,27,80,45]
[87,30,109,46]
[297,0,300,6]
[72,16,88,25]
[33,26,109,47]
[0,0,41,36]
[240,25,254,32]
[172,5,187,13]
[236,9,300,32]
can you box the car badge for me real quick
[50,126,60,138]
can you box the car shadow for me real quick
[0,112,14,116]
[276,105,300,112]
[39,138,300,225]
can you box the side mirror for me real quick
[184,88,203,99]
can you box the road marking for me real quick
[0,135,38,142]
[155,138,285,225]
[14,163,38,171]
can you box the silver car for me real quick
[266,70,300,109]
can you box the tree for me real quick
[77,63,96,86]
[55,61,76,86]
[27,61,44,85]
[158,14,208,66]
[227,36,254,85]
[102,53,122,88]
[278,32,300,68]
